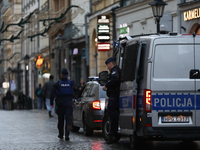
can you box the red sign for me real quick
[34,54,44,69]
[97,43,110,51]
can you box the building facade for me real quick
[88,0,120,76]
[178,0,200,34]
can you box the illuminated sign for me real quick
[97,24,110,33]
[2,82,9,89]
[119,23,129,38]
[97,43,110,51]
[98,15,109,24]
[73,48,78,55]
[184,8,200,21]
[42,69,50,78]
[34,54,44,69]
[98,34,110,42]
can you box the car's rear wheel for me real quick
[71,125,80,132]
[83,116,93,136]
[102,114,110,141]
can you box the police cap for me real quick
[61,68,68,75]
[105,57,116,65]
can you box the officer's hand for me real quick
[50,105,54,109]
[102,86,107,91]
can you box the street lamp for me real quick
[7,67,12,90]
[23,54,30,96]
[149,0,167,33]
[55,33,64,78]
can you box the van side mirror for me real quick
[98,71,108,86]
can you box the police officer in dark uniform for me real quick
[50,68,74,141]
[102,57,121,144]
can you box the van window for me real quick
[121,42,139,81]
[153,45,194,78]
[138,43,147,79]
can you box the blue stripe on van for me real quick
[119,96,132,109]
[196,95,200,110]
[152,93,195,111]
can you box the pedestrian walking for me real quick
[35,84,43,109]
[102,57,121,144]
[2,94,7,110]
[5,90,14,110]
[50,68,74,141]
[42,75,56,117]
[18,90,25,109]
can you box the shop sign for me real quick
[97,24,110,33]
[98,33,110,42]
[2,82,9,89]
[10,80,16,91]
[119,23,129,38]
[73,48,78,55]
[119,27,127,34]
[184,8,200,21]
[34,54,44,69]
[97,15,109,24]
[97,43,110,51]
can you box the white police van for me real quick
[99,32,200,147]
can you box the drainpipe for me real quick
[85,0,92,66]
[110,5,120,41]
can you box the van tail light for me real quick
[143,89,151,112]
[92,100,101,110]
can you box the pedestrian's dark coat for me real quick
[42,79,56,99]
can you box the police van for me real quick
[99,32,200,147]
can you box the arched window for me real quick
[190,23,200,34]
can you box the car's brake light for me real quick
[92,100,101,110]
[143,89,151,112]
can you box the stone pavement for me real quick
[0,109,131,150]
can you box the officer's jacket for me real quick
[105,65,121,96]
[50,78,74,106]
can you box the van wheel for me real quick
[83,116,93,136]
[102,114,110,141]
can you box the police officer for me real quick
[50,68,74,141]
[102,57,121,144]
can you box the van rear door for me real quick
[151,36,196,127]
[195,35,200,127]
[119,41,142,134]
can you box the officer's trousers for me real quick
[56,100,73,137]
[107,93,119,137]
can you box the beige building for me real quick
[88,0,120,76]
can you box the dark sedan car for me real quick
[72,78,106,136]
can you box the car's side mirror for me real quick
[98,71,108,86]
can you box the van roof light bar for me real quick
[88,77,99,81]
[168,32,177,36]
[119,33,159,41]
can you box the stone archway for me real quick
[189,23,200,34]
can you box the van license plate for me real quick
[162,116,189,123]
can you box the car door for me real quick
[73,85,86,124]
[76,84,92,124]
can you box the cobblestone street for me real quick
[0,110,131,150]
[1,110,200,150]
